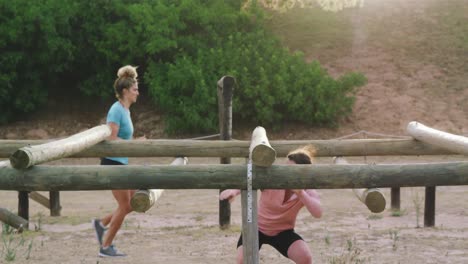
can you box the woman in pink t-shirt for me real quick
[220,146,322,264]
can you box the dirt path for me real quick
[2,186,468,263]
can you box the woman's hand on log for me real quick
[220,189,241,203]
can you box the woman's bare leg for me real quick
[102,190,135,247]
[236,246,243,264]
[101,213,113,227]
[287,240,313,264]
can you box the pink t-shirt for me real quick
[258,189,310,236]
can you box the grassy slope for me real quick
[263,0,468,138]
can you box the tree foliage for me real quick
[0,0,366,134]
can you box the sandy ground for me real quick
[1,156,468,264]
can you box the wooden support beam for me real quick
[249,126,276,167]
[18,191,29,223]
[9,125,111,169]
[391,188,401,211]
[333,157,386,213]
[29,192,51,209]
[49,191,61,216]
[407,121,468,155]
[0,208,28,231]
[217,75,235,229]
[2,162,468,191]
[1,138,456,159]
[130,157,188,212]
[424,186,436,227]
[25,191,62,216]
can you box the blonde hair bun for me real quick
[117,65,138,79]
[287,145,316,164]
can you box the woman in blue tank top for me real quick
[92,65,144,258]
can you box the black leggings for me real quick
[237,229,303,258]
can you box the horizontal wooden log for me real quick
[0,138,457,159]
[407,121,468,155]
[9,125,111,169]
[333,157,386,213]
[1,162,468,191]
[0,207,28,231]
[250,127,276,167]
[131,157,188,212]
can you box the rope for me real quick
[332,130,411,140]
[183,130,410,141]
[331,130,411,163]
[183,134,220,140]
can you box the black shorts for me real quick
[236,229,303,258]
[100,158,125,166]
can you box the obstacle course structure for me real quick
[1,74,468,263]
[2,122,468,263]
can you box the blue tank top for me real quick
[105,101,133,164]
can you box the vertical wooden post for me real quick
[49,191,61,216]
[241,161,259,264]
[18,191,29,226]
[391,187,400,211]
[424,186,436,227]
[241,126,275,264]
[241,189,259,263]
[218,75,235,229]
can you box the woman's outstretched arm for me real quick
[294,189,322,218]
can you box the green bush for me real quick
[146,5,366,133]
[0,0,366,134]
[0,0,77,123]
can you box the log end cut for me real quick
[365,189,386,213]
[130,190,155,213]
[9,149,31,170]
[251,144,276,167]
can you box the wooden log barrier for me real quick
[407,121,468,155]
[424,186,436,227]
[0,161,31,222]
[0,138,458,159]
[407,121,455,226]
[217,75,235,229]
[250,126,276,167]
[0,208,28,231]
[130,157,188,213]
[242,126,278,264]
[9,124,111,169]
[333,157,386,213]
[2,162,468,191]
